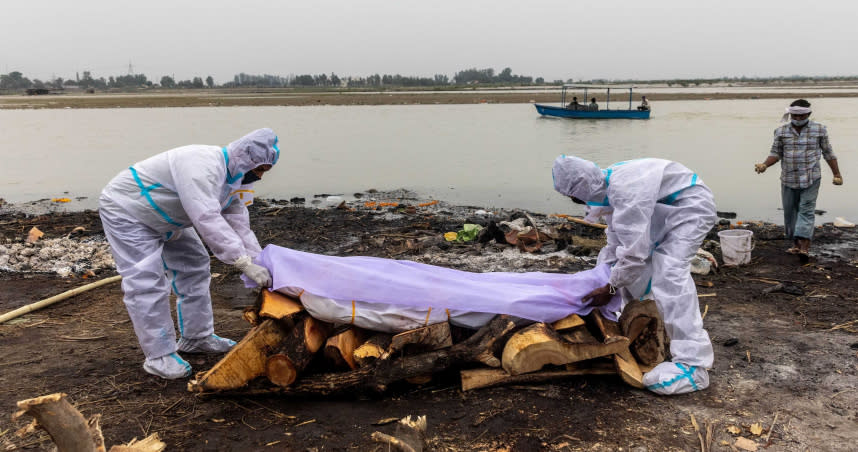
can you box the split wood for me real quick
[219,315,516,396]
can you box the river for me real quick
[1,98,855,224]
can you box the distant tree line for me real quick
[0,67,539,91]
[3,69,858,93]
[581,74,858,87]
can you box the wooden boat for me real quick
[535,85,650,119]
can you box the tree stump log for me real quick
[323,326,368,370]
[502,322,629,376]
[618,299,668,367]
[14,393,165,452]
[461,361,616,391]
[266,312,331,387]
[189,318,292,392]
[258,290,303,320]
[245,315,516,395]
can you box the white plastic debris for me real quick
[324,196,344,207]
[690,248,718,275]
[834,217,856,228]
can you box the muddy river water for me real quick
[1,98,856,223]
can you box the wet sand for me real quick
[3,87,858,110]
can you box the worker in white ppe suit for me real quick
[99,128,279,379]
[552,155,716,395]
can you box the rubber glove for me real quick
[234,256,272,287]
[754,163,767,174]
[833,176,843,185]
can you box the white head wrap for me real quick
[781,105,812,122]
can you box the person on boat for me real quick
[588,97,598,111]
[567,96,580,110]
[552,155,716,395]
[754,99,842,259]
[637,96,650,111]
[98,128,280,379]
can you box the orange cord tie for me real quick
[424,307,433,326]
[350,300,356,324]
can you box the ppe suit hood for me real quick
[224,128,280,183]
[552,155,607,203]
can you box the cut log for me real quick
[14,392,104,452]
[324,327,369,370]
[385,322,453,358]
[587,309,626,344]
[618,299,668,366]
[188,318,290,392]
[14,392,165,452]
[239,315,517,396]
[614,349,645,389]
[551,314,585,331]
[258,290,303,319]
[266,312,331,387]
[461,363,617,391]
[502,323,629,376]
[354,333,393,368]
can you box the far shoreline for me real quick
[3,88,858,110]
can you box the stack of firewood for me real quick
[188,291,667,395]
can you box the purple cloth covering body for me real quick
[254,245,622,323]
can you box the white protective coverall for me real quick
[552,155,716,395]
[99,128,280,368]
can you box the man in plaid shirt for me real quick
[755,99,843,258]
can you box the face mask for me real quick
[241,171,261,184]
[791,119,809,127]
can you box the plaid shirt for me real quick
[769,121,837,189]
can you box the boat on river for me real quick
[534,85,650,119]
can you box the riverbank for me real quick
[3,87,858,110]
[1,195,857,451]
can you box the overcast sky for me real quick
[2,0,856,84]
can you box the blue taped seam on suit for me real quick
[129,166,183,227]
[272,136,281,164]
[162,260,187,337]
[646,363,698,391]
[640,278,653,301]
[661,173,699,205]
[222,147,244,184]
[168,352,191,371]
[212,334,235,345]
[587,168,613,207]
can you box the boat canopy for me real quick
[562,84,638,90]
[559,85,642,111]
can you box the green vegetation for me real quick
[2,68,858,94]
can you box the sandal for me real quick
[786,247,801,255]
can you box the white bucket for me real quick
[717,229,754,266]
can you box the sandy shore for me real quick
[3,87,858,109]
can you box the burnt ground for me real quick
[1,197,857,451]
